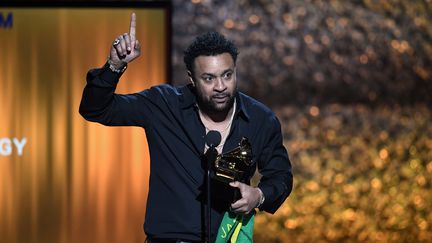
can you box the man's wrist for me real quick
[256,188,265,208]
[107,59,127,74]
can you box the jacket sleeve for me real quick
[257,115,293,214]
[79,63,153,127]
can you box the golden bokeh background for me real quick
[0,8,167,243]
[254,104,432,242]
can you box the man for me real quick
[79,13,292,243]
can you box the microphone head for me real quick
[205,130,221,147]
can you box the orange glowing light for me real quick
[224,19,235,29]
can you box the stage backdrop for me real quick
[0,5,168,243]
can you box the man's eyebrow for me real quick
[201,73,216,77]
[221,69,233,74]
[201,68,233,77]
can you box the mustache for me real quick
[212,93,230,98]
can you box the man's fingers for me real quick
[129,13,136,42]
[119,35,127,56]
[230,181,247,195]
[231,198,246,209]
[230,199,251,214]
[112,35,127,58]
[113,38,124,57]
[229,181,240,188]
[123,33,131,53]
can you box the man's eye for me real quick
[204,77,213,82]
[223,72,232,79]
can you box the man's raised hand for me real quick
[109,13,141,69]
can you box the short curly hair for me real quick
[183,31,239,77]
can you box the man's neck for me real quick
[198,101,235,124]
[200,109,229,123]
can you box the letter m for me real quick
[0,12,13,29]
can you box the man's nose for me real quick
[214,78,226,91]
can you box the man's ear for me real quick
[187,70,194,86]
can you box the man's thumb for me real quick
[229,181,239,187]
[134,40,140,50]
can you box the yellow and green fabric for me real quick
[215,211,255,243]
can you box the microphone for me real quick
[205,130,221,148]
[204,130,221,166]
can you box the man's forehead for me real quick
[193,53,235,74]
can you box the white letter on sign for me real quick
[0,138,12,156]
[13,137,27,156]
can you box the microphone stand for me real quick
[206,145,218,243]
[204,130,221,243]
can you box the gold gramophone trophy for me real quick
[213,137,253,184]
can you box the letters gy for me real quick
[0,138,27,156]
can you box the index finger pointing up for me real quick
[129,13,136,42]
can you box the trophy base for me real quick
[211,178,241,204]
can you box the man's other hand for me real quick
[229,181,262,215]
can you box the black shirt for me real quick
[79,63,293,241]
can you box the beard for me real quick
[196,89,237,116]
